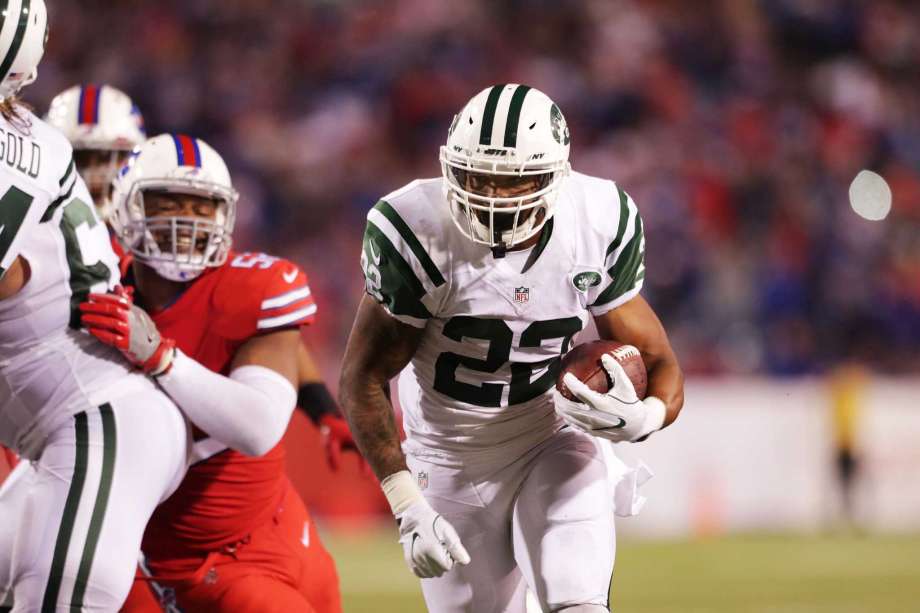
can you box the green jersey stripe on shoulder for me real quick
[593,214,644,307]
[0,0,30,83]
[478,84,505,146]
[70,404,117,609]
[40,174,76,223]
[364,221,433,320]
[373,200,445,287]
[605,186,631,259]
[502,85,532,148]
[41,410,89,612]
[59,158,75,187]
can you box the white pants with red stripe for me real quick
[406,427,619,613]
[0,379,188,612]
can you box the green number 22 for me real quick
[434,316,583,407]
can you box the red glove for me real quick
[319,414,371,475]
[79,287,176,376]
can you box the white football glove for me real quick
[553,354,666,443]
[396,498,470,578]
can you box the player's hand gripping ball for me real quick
[556,340,647,400]
[553,341,665,442]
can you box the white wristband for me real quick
[381,470,425,515]
[639,396,667,439]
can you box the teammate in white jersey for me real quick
[340,84,685,612]
[0,3,191,610]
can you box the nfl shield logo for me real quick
[514,287,530,303]
[418,471,429,490]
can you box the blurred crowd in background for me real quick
[32,0,920,378]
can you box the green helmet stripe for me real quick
[502,84,532,147]
[478,84,505,145]
[0,0,31,84]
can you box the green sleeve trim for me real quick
[605,186,631,259]
[373,200,445,287]
[40,174,76,223]
[364,221,432,320]
[59,158,75,187]
[592,213,644,307]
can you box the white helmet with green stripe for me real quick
[440,84,571,250]
[0,0,48,101]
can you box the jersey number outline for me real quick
[231,253,278,269]
[0,186,35,275]
[59,198,113,328]
[433,316,583,407]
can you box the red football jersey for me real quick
[109,232,131,280]
[130,251,316,572]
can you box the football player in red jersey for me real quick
[80,134,342,613]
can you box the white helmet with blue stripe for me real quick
[45,84,146,218]
[111,133,239,282]
[46,84,146,151]
[440,84,571,250]
[0,0,48,101]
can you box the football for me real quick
[556,340,648,401]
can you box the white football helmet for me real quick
[46,84,146,218]
[111,134,238,282]
[0,0,48,100]
[440,84,571,249]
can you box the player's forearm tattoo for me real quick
[339,299,420,481]
[340,380,406,480]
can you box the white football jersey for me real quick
[361,172,645,461]
[0,108,130,457]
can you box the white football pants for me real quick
[0,379,188,612]
[406,426,616,613]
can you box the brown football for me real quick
[556,340,648,401]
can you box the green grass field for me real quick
[324,528,920,612]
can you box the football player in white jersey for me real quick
[0,2,192,611]
[339,84,684,612]
[45,84,146,220]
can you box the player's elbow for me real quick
[231,406,291,456]
[235,429,283,457]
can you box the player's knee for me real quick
[72,559,136,611]
[9,576,127,613]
